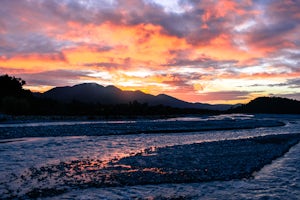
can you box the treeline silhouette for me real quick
[0,74,218,116]
[229,97,300,114]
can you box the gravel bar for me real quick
[3,133,300,199]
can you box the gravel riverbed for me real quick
[2,133,299,199]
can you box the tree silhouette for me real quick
[0,74,28,98]
[0,74,32,114]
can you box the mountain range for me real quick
[3,74,299,115]
[35,83,235,111]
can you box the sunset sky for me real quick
[0,0,299,104]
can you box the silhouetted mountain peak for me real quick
[135,90,146,94]
[105,85,122,92]
[156,94,172,98]
[72,82,104,89]
[37,83,234,110]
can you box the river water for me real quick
[0,114,299,199]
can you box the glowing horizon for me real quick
[0,0,299,104]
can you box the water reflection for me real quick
[0,115,299,199]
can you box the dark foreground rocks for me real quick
[2,133,300,199]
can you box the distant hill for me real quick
[229,97,300,114]
[35,83,233,111]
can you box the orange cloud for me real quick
[0,53,66,73]
[1,0,300,103]
[59,22,190,69]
